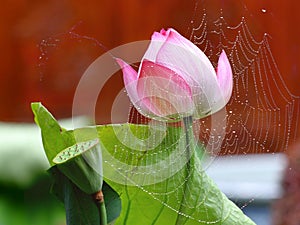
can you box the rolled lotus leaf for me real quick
[53,138,103,194]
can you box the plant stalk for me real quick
[175,116,194,225]
[94,190,107,225]
[183,116,193,172]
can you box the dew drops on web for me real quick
[39,0,299,222]
[115,0,300,221]
[261,8,267,13]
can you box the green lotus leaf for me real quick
[32,102,256,225]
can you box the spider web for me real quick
[38,1,300,223]
[37,2,299,157]
[114,1,300,222]
[127,1,299,156]
[187,3,299,156]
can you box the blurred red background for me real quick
[1,0,299,153]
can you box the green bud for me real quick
[53,139,103,194]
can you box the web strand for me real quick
[189,8,299,155]
[118,4,300,222]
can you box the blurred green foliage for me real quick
[0,114,91,225]
[0,173,65,225]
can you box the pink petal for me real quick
[115,58,138,86]
[156,29,225,117]
[216,50,233,104]
[156,28,217,86]
[137,60,194,119]
[143,29,171,62]
[152,29,170,42]
[159,28,201,56]
[116,58,152,116]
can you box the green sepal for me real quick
[53,139,103,194]
[48,166,121,225]
[48,166,100,225]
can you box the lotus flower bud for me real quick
[117,28,233,121]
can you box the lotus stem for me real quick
[183,116,193,172]
[175,116,194,225]
[94,190,107,225]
